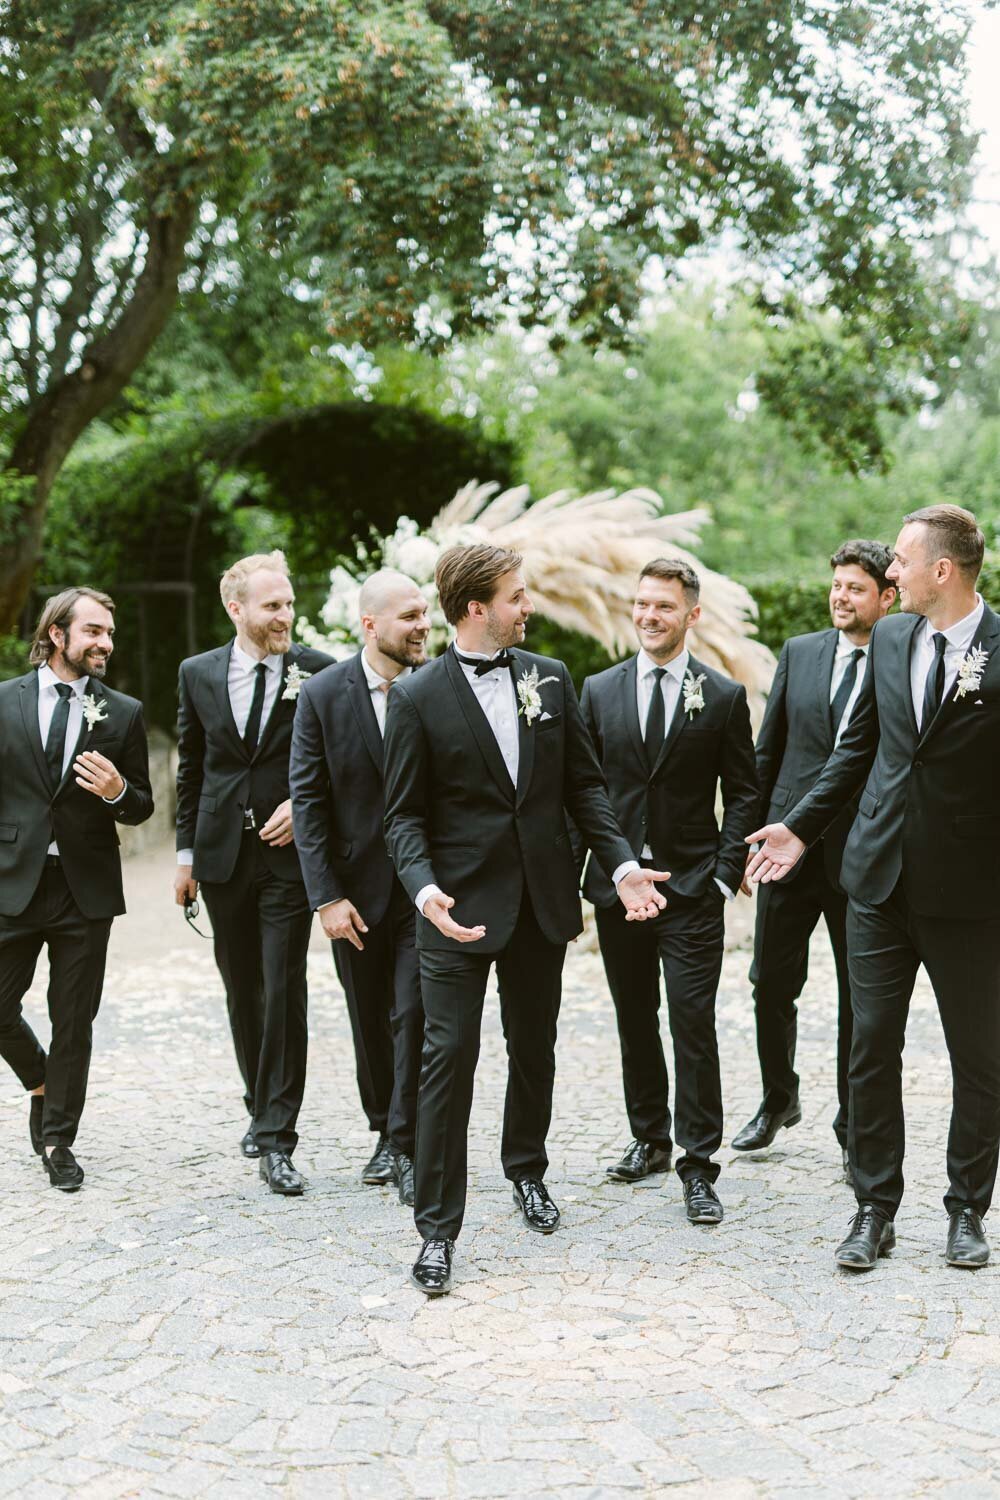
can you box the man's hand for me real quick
[174,864,198,906]
[319,899,368,951]
[744,824,806,884]
[260,798,294,847]
[618,868,671,922]
[74,750,124,801]
[423,893,486,944]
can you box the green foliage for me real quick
[0,632,29,682]
[747,578,834,654]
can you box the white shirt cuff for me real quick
[611,860,640,887]
[714,878,736,902]
[103,782,127,805]
[177,850,194,865]
[415,883,443,916]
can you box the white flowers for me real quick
[955,645,988,701]
[683,670,706,718]
[81,694,108,729]
[282,663,312,701]
[516,666,558,725]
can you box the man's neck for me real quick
[640,640,688,667]
[234,631,270,663]
[454,627,501,657]
[840,625,873,648]
[363,643,407,682]
[925,591,979,632]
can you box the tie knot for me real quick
[254,662,267,677]
[376,679,392,695]
[931,632,948,657]
[850,648,864,663]
[54,683,74,700]
[652,667,667,683]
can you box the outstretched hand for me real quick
[744,824,806,884]
[423,893,486,944]
[618,867,671,922]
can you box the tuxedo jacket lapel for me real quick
[18,672,50,792]
[254,650,294,760]
[918,605,1000,750]
[212,642,246,759]
[346,653,384,771]
[54,679,105,800]
[444,647,515,802]
[509,650,536,806]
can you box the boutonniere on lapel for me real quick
[682,670,706,719]
[516,665,558,725]
[81,693,108,730]
[281,663,312,701]
[954,646,988,701]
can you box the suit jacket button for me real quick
[913,758,923,768]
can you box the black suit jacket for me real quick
[756,628,863,887]
[382,645,634,953]
[288,651,398,922]
[0,671,153,919]
[579,654,758,907]
[176,641,335,885]
[786,605,1000,918]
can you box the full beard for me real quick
[64,645,108,679]
[246,619,291,654]
[376,633,428,669]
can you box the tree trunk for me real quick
[0,201,197,634]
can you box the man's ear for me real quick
[687,603,702,629]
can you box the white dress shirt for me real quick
[415,646,638,915]
[910,595,984,730]
[635,649,733,902]
[37,664,124,855]
[177,642,283,865]
[829,634,869,747]
[361,650,412,736]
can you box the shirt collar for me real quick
[38,664,88,696]
[232,642,282,676]
[922,594,984,652]
[836,632,869,657]
[637,647,689,683]
[361,650,411,692]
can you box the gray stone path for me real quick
[2,845,999,1498]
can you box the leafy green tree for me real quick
[0,0,981,630]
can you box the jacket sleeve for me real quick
[567,676,600,879]
[107,703,154,827]
[714,684,759,891]
[754,640,789,811]
[785,633,880,846]
[561,665,634,877]
[382,686,438,901]
[289,681,344,911]
[175,661,204,854]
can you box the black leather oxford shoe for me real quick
[835,1204,894,1269]
[683,1176,724,1224]
[259,1151,305,1195]
[42,1146,84,1192]
[29,1095,43,1157]
[605,1139,672,1182]
[240,1128,260,1159]
[392,1152,415,1207]
[946,1207,989,1268]
[512,1178,561,1233]
[411,1238,453,1296]
[731,1101,802,1151]
[362,1134,394,1184]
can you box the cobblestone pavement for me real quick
[3,845,999,1499]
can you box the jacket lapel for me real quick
[346,652,384,771]
[18,672,50,791]
[900,615,922,740]
[620,657,646,769]
[817,630,839,747]
[213,642,246,758]
[254,649,293,760]
[918,604,1000,750]
[509,650,536,807]
[444,646,515,802]
[650,657,694,779]
[54,678,105,800]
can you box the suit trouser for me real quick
[332,879,423,1156]
[0,862,111,1148]
[751,842,852,1145]
[847,884,1000,1219]
[200,832,312,1155]
[414,894,566,1242]
[595,886,726,1183]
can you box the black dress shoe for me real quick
[410,1238,453,1296]
[240,1128,260,1159]
[731,1101,802,1151]
[29,1095,43,1156]
[392,1152,415,1207]
[42,1146,84,1192]
[512,1177,561,1233]
[835,1204,895,1269]
[946,1207,990,1267]
[259,1151,305,1195]
[362,1134,394,1184]
[605,1139,672,1182]
[683,1176,724,1224]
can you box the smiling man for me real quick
[732,540,895,1178]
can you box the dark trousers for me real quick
[847,885,1000,1218]
[750,843,852,1145]
[200,833,312,1155]
[414,894,565,1242]
[0,863,111,1148]
[332,879,423,1156]
[595,886,726,1183]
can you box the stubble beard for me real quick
[376,632,428,669]
[246,618,291,655]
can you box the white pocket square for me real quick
[540,710,553,721]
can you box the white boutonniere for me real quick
[81,693,108,729]
[683,670,706,718]
[516,665,558,725]
[281,663,312,701]
[955,645,988,701]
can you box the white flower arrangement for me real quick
[516,665,558,724]
[683,670,706,718]
[281,663,312,700]
[81,693,108,729]
[954,645,989,701]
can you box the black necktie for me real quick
[45,682,75,788]
[644,667,667,770]
[243,663,267,754]
[921,631,948,730]
[455,649,511,676]
[830,648,864,737]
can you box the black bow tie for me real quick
[455,649,511,677]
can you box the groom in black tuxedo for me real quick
[580,558,758,1224]
[749,505,1000,1271]
[175,551,334,1194]
[731,540,895,1175]
[383,543,668,1295]
[0,587,153,1190]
